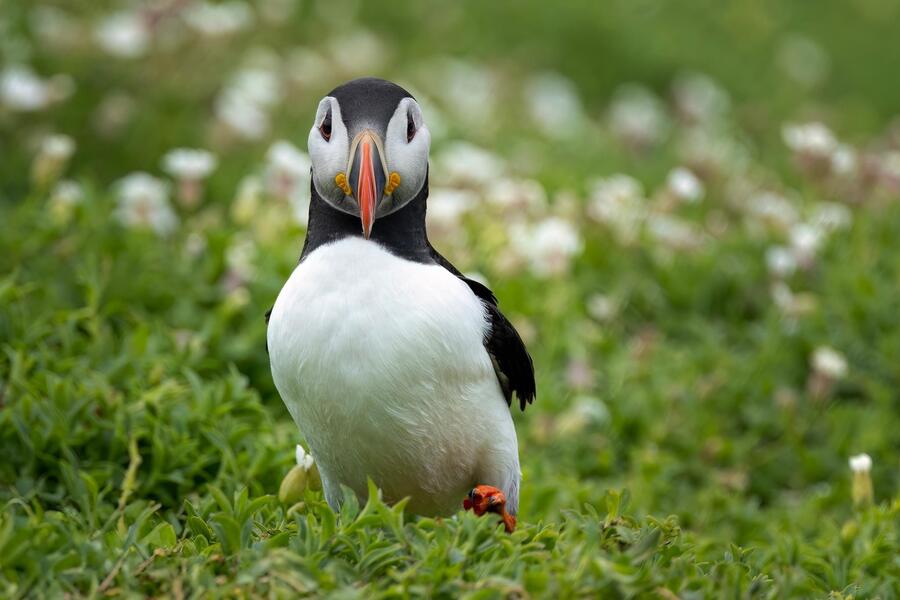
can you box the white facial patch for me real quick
[308,97,355,214]
[380,97,431,216]
[307,95,431,218]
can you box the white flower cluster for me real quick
[587,174,645,242]
[94,11,149,59]
[162,149,218,181]
[607,84,670,150]
[265,140,312,225]
[508,217,583,278]
[811,346,848,380]
[782,122,856,176]
[183,1,255,37]
[0,66,71,111]
[216,67,283,140]
[525,72,586,139]
[113,173,178,236]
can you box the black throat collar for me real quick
[299,174,432,265]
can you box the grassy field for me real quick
[1,0,899,597]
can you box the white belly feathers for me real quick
[267,237,520,516]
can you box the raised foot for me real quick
[463,485,516,533]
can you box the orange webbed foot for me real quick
[463,485,516,533]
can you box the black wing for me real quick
[430,246,536,411]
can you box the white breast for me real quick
[267,237,520,516]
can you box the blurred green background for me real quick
[1,0,898,596]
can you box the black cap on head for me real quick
[328,77,414,138]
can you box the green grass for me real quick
[2,0,900,597]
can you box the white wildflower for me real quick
[783,122,837,156]
[812,346,848,379]
[41,134,75,162]
[32,134,75,186]
[747,192,799,231]
[265,140,311,224]
[678,127,749,176]
[782,122,838,171]
[0,66,51,111]
[95,11,149,58]
[183,1,254,36]
[509,217,582,277]
[607,84,669,149]
[51,179,83,205]
[162,148,218,208]
[671,72,730,123]
[162,148,218,181]
[113,173,178,236]
[789,222,823,266]
[666,167,704,203]
[587,174,645,241]
[48,180,84,224]
[770,282,816,320]
[280,444,320,504]
[809,202,852,234]
[266,140,310,198]
[830,144,857,176]
[267,141,310,180]
[215,67,281,140]
[486,178,547,214]
[765,246,797,279]
[295,445,314,470]
[427,187,477,234]
[434,142,506,187]
[646,214,702,250]
[849,453,874,507]
[216,91,269,139]
[587,293,618,322]
[848,453,872,474]
[525,72,586,138]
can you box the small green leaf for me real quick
[142,522,177,549]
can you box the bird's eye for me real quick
[320,110,332,142]
[406,111,416,143]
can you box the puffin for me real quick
[267,77,535,531]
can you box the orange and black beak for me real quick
[347,129,387,238]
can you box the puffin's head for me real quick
[308,77,431,238]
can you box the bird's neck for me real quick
[300,177,432,264]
